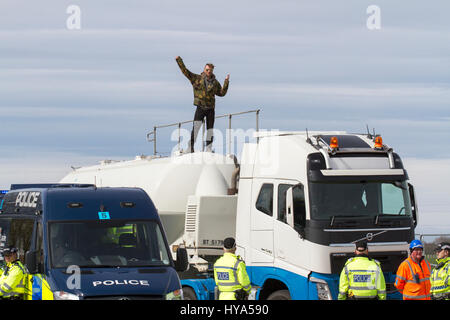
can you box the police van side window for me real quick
[36,222,44,272]
[256,183,274,216]
[7,219,34,263]
[0,219,10,266]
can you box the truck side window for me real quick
[255,183,274,216]
[278,184,294,223]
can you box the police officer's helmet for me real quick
[434,242,450,253]
[223,237,236,250]
[409,240,424,252]
[2,246,18,256]
[355,240,368,252]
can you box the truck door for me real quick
[274,182,310,270]
[250,180,274,264]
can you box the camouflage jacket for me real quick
[176,57,229,109]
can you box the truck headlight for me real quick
[310,277,332,300]
[53,291,80,300]
[165,289,183,300]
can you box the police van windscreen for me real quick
[309,181,413,220]
[49,220,171,268]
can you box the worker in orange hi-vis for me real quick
[395,240,432,300]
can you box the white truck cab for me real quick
[236,131,415,299]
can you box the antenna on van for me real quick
[366,124,372,139]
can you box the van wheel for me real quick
[267,290,291,300]
[182,287,198,300]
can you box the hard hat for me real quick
[409,240,424,251]
[2,246,18,256]
[434,242,450,252]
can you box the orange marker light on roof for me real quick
[374,136,383,149]
[330,136,339,149]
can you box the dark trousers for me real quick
[190,107,215,152]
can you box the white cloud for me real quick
[0,150,126,189]
[0,0,449,234]
[236,83,450,98]
[403,157,450,233]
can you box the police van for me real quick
[0,184,188,300]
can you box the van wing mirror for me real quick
[25,250,38,274]
[408,183,418,227]
[174,247,189,272]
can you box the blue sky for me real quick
[0,0,449,233]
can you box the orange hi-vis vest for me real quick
[395,257,431,300]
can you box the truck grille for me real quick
[330,251,408,274]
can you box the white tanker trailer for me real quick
[61,152,239,260]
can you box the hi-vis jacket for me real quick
[430,257,450,300]
[395,257,431,300]
[0,260,27,298]
[213,252,251,300]
[338,255,386,300]
[176,57,229,109]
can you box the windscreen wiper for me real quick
[330,215,357,227]
[87,265,126,269]
[392,181,407,190]
[374,214,396,226]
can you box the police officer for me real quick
[338,240,386,300]
[0,246,27,300]
[430,242,450,300]
[213,237,251,300]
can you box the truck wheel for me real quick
[267,290,291,300]
[182,287,198,300]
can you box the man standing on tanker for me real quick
[175,56,230,153]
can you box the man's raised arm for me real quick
[175,56,195,81]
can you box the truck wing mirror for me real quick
[174,247,189,272]
[286,185,306,238]
[25,250,38,274]
[408,183,418,227]
[286,187,295,229]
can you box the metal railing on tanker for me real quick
[146,109,260,156]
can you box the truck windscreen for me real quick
[309,181,412,220]
[49,220,171,268]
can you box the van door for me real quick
[0,217,47,299]
[26,221,53,300]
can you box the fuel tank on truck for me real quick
[60,152,238,244]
